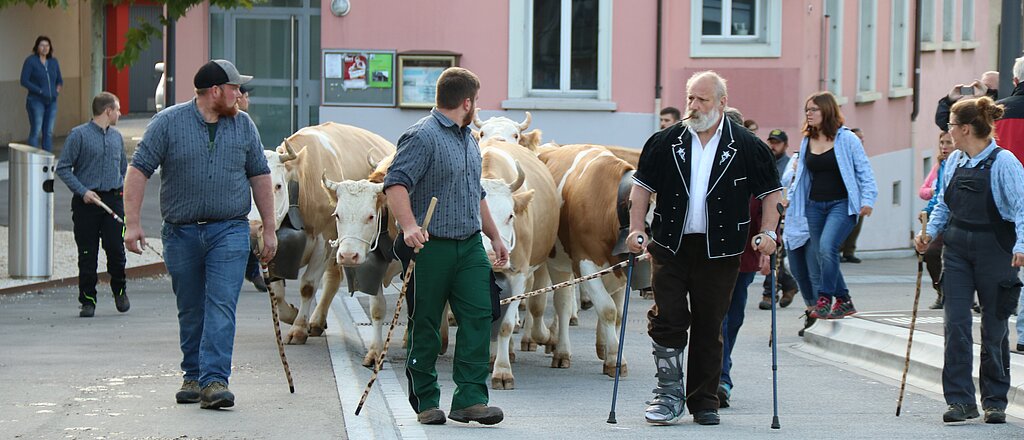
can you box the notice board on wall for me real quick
[322,49,396,107]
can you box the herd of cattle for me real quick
[246,113,651,390]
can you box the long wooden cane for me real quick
[95,199,162,258]
[896,211,929,416]
[355,197,437,416]
[258,235,295,393]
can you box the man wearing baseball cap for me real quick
[123,59,277,410]
[758,129,800,311]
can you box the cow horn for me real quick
[281,139,298,162]
[509,160,526,192]
[321,170,340,192]
[366,147,381,169]
[473,108,484,128]
[518,111,532,131]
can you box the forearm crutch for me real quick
[896,211,928,416]
[355,197,437,416]
[607,236,641,424]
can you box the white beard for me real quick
[685,107,721,133]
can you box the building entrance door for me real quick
[211,1,320,147]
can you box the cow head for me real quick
[481,160,533,271]
[473,110,542,150]
[322,174,387,266]
[248,145,298,234]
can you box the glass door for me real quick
[212,1,320,148]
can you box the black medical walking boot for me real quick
[645,342,686,425]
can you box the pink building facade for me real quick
[171,0,1001,252]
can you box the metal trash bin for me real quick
[8,143,55,279]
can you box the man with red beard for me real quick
[123,59,278,410]
[628,71,782,425]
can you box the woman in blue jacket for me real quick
[789,91,878,320]
[21,35,63,152]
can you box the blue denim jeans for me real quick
[162,219,250,387]
[787,243,849,307]
[805,199,857,299]
[720,271,756,387]
[26,95,58,152]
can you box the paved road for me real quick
[2,258,1023,439]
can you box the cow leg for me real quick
[579,260,627,377]
[523,266,550,351]
[570,286,582,326]
[269,280,298,325]
[362,287,387,367]
[284,244,328,344]
[310,262,343,336]
[492,274,526,390]
[547,265,574,368]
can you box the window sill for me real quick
[855,91,883,103]
[920,41,938,52]
[941,41,959,51]
[834,95,849,106]
[961,40,979,50]
[889,87,913,98]
[501,98,617,111]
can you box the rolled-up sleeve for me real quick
[384,129,433,192]
[744,139,782,199]
[632,131,661,194]
[131,114,167,177]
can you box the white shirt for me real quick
[682,116,726,234]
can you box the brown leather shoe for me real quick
[448,404,504,425]
[417,407,446,425]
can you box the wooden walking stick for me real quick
[896,211,929,416]
[258,235,295,393]
[355,197,437,416]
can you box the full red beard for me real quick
[461,99,476,127]
[213,95,239,117]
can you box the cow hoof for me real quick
[362,350,381,368]
[491,373,515,390]
[520,340,538,352]
[284,330,309,345]
[581,299,594,310]
[603,361,627,378]
[279,303,299,325]
[596,344,607,360]
[309,324,325,337]
[569,316,579,326]
[551,354,571,369]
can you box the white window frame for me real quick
[825,0,846,104]
[920,0,937,51]
[889,0,912,97]
[504,0,615,111]
[961,0,977,49]
[690,0,782,58]
[941,0,958,50]
[856,0,881,103]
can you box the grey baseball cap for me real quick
[193,59,253,89]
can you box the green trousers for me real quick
[403,234,493,412]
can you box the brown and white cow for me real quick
[479,139,561,389]
[473,111,544,151]
[538,143,636,376]
[248,122,395,345]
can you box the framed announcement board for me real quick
[398,52,461,108]
[322,49,396,107]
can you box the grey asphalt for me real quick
[2,258,1023,439]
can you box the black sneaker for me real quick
[80,303,95,318]
[758,294,773,310]
[448,404,503,425]
[841,255,862,263]
[810,296,832,319]
[798,310,817,337]
[942,403,979,422]
[829,297,857,319]
[1017,343,1024,352]
[692,409,720,425]
[200,382,235,409]
[983,407,1006,424]
[417,408,446,425]
[972,303,981,313]
[176,380,201,404]
[113,289,130,313]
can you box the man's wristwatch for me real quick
[760,230,778,242]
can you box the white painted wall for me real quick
[857,147,919,252]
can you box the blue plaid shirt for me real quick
[56,121,127,197]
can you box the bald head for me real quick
[982,71,999,91]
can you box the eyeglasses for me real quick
[947,123,964,132]
[804,107,821,113]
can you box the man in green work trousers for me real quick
[383,67,509,426]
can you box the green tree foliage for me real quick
[0,0,256,68]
